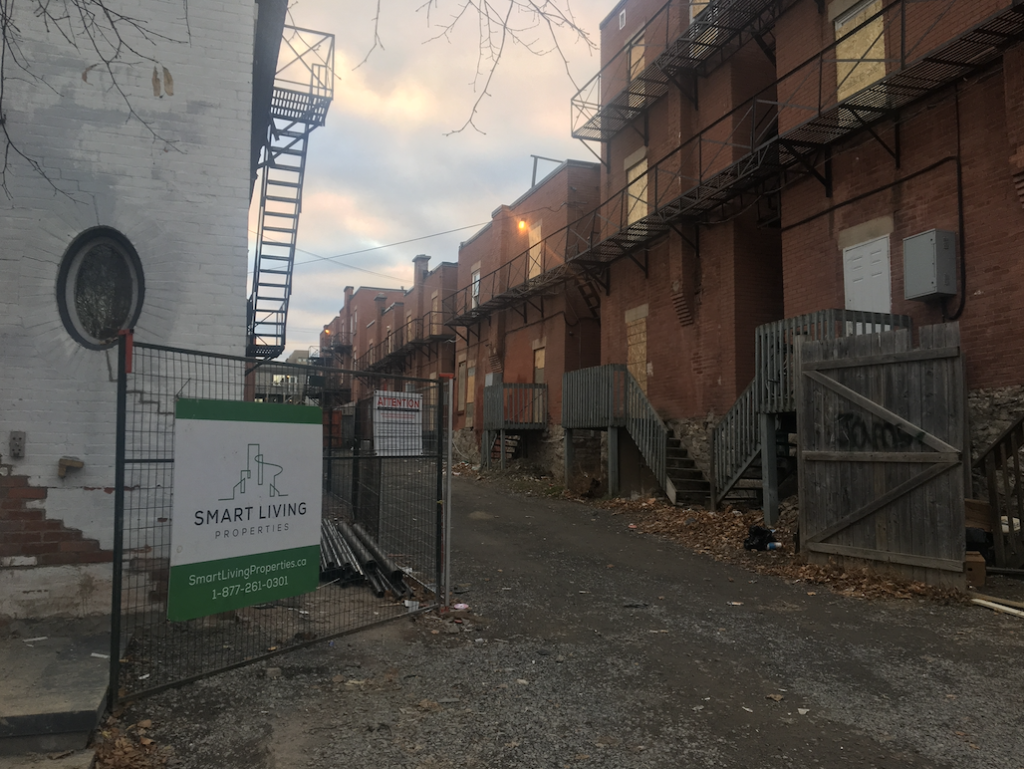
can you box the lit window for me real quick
[56,227,144,350]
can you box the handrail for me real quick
[562,365,627,428]
[713,309,913,506]
[562,364,672,499]
[483,383,548,430]
[974,414,1024,567]
[444,0,1015,326]
[625,373,669,493]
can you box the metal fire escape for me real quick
[444,0,1024,328]
[247,26,335,359]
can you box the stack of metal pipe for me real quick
[319,518,412,599]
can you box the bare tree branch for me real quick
[356,0,595,135]
[0,0,190,196]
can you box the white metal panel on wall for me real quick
[844,236,892,314]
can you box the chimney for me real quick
[412,254,430,289]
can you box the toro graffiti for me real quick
[836,412,925,451]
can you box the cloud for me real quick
[260,0,608,357]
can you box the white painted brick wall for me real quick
[0,0,255,554]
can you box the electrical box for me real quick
[903,229,956,300]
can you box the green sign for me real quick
[168,399,322,621]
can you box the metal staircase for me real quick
[247,27,335,359]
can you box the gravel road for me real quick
[117,476,1024,769]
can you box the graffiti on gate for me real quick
[836,412,925,452]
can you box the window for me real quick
[690,0,710,22]
[56,227,144,350]
[533,348,545,385]
[465,366,476,428]
[835,0,885,102]
[471,270,481,309]
[457,360,467,411]
[618,9,626,29]
[431,292,441,334]
[528,222,543,280]
[628,34,645,81]
[626,157,648,226]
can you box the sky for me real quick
[247,0,612,359]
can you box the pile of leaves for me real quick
[585,493,965,603]
[93,717,168,769]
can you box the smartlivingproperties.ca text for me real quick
[187,557,306,586]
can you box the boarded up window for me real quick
[431,292,440,334]
[835,0,885,102]
[626,158,648,227]
[529,222,543,280]
[625,307,648,393]
[533,348,545,385]
[690,0,710,21]
[465,366,476,428]
[629,34,645,81]
[457,360,467,411]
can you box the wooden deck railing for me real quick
[975,415,1024,568]
[714,309,913,505]
[483,383,548,431]
[562,364,627,429]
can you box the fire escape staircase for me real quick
[247,27,335,359]
[443,1,1024,331]
[563,365,711,505]
[711,310,912,517]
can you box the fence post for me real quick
[443,375,453,608]
[435,378,447,606]
[109,330,130,711]
[760,411,780,526]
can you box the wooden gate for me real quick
[797,323,966,588]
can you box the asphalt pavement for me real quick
[102,476,1024,768]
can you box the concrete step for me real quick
[0,617,110,757]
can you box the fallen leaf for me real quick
[766,694,784,701]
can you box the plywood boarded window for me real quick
[625,305,648,393]
[533,348,545,385]
[690,0,710,21]
[457,360,467,411]
[835,0,885,102]
[431,292,440,334]
[465,366,476,428]
[528,222,543,280]
[629,34,645,81]
[626,158,648,227]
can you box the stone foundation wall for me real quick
[666,413,717,479]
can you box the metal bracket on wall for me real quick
[626,248,649,279]
[670,223,700,260]
[844,106,901,168]
[752,33,776,68]
[662,66,699,111]
[780,140,833,198]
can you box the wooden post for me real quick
[482,429,490,470]
[608,427,619,496]
[564,427,574,489]
[761,411,780,526]
[500,429,506,471]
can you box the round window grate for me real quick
[57,227,145,350]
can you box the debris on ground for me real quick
[93,716,169,769]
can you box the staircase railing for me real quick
[483,383,548,431]
[563,364,627,429]
[563,364,677,502]
[713,309,913,506]
[624,373,671,500]
[974,415,1024,568]
[711,379,759,508]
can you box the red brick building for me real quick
[446,160,602,469]
[436,0,1024,515]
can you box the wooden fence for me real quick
[797,323,966,588]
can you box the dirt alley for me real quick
[110,476,1024,768]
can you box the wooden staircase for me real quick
[665,437,711,505]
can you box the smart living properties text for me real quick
[193,502,308,540]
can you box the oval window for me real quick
[57,228,145,349]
